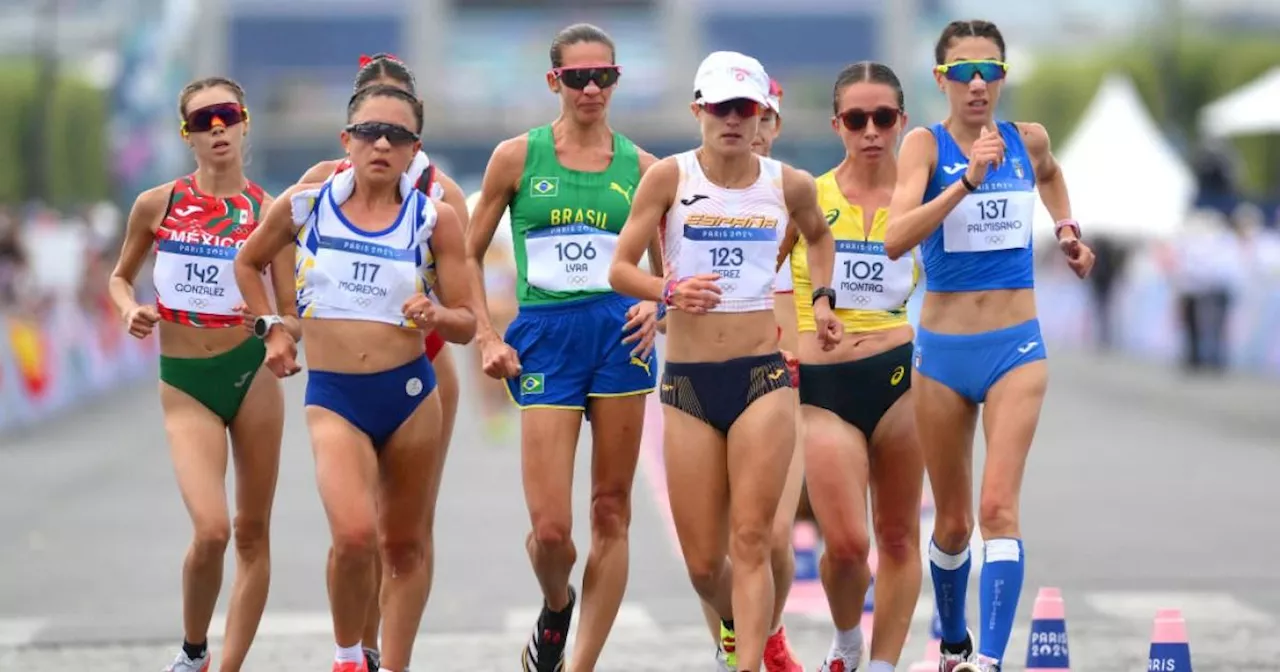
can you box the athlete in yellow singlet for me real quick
[780,62,924,672]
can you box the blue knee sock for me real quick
[977,538,1025,664]
[928,539,971,646]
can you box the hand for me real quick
[124,304,160,339]
[963,126,1006,187]
[402,294,437,330]
[234,303,257,335]
[1059,234,1095,279]
[264,329,301,378]
[621,301,660,360]
[479,333,522,379]
[813,302,844,351]
[668,274,722,314]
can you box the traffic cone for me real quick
[1025,587,1070,671]
[1147,608,1192,672]
[907,607,942,671]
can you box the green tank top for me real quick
[508,124,641,306]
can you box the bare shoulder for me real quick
[636,147,661,174]
[1014,121,1051,157]
[300,159,342,184]
[491,134,530,170]
[134,181,175,214]
[780,164,817,203]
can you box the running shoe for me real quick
[763,625,803,671]
[521,584,577,672]
[719,620,738,670]
[953,655,1000,672]
[817,654,858,672]
[938,629,975,672]
[331,659,368,672]
[363,647,381,672]
[163,651,209,672]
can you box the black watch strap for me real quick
[960,175,978,192]
[811,287,836,310]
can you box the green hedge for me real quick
[0,60,111,206]
[1013,36,1280,194]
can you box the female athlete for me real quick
[464,189,521,442]
[108,77,288,672]
[610,51,840,672]
[782,62,924,672]
[884,20,1095,672]
[466,23,664,672]
[294,53,471,672]
[694,76,806,672]
[234,84,475,672]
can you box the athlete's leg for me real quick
[971,361,1047,666]
[376,390,446,671]
[218,372,285,672]
[521,408,584,610]
[309,407,381,653]
[912,370,979,657]
[726,389,798,671]
[567,394,645,669]
[865,391,924,667]
[802,406,871,657]
[769,406,804,631]
[160,384,233,661]
[665,406,734,614]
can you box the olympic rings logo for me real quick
[188,298,208,309]
[720,283,737,293]
[353,296,373,308]
[568,275,589,287]
[845,295,872,306]
[985,235,1005,245]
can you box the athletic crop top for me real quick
[153,174,267,327]
[291,168,437,328]
[791,170,918,333]
[663,151,788,314]
[920,120,1037,292]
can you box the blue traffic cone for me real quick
[1147,609,1192,672]
[1026,587,1070,671]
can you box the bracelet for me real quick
[655,301,667,321]
[960,175,978,192]
[1055,218,1081,239]
[661,279,677,306]
[811,286,836,310]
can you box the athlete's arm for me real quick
[299,159,341,184]
[636,149,666,278]
[436,171,470,231]
[425,201,477,344]
[1018,122,1075,239]
[784,166,835,292]
[108,183,169,320]
[466,136,526,344]
[235,182,314,332]
[610,157,678,302]
[777,220,799,273]
[259,194,301,339]
[885,126,962,260]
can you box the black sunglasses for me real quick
[552,65,622,90]
[183,102,247,134]
[701,98,762,118]
[838,107,901,132]
[345,121,420,146]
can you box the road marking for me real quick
[206,611,333,639]
[1084,591,1274,624]
[0,617,47,646]
[503,602,658,635]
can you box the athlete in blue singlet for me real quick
[884,20,1095,672]
[234,84,476,672]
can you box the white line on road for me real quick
[0,617,47,646]
[503,602,658,636]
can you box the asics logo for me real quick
[680,194,710,207]
[1017,340,1039,355]
[890,365,905,386]
[609,182,634,205]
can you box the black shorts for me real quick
[798,342,913,439]
[660,352,792,435]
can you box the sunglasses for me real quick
[838,107,901,132]
[701,98,762,118]
[182,102,247,134]
[345,121,420,146]
[552,65,622,90]
[935,59,1008,83]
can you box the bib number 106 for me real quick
[710,246,744,267]
[555,241,597,262]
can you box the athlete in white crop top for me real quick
[609,51,840,672]
[234,84,475,672]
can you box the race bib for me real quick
[153,239,244,315]
[834,240,915,310]
[942,191,1036,253]
[525,223,616,292]
[316,235,420,319]
[678,226,777,301]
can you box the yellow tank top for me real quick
[791,170,919,333]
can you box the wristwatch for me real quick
[253,314,284,339]
[811,287,836,311]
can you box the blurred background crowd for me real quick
[2,0,1279,434]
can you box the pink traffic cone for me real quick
[1147,608,1192,672]
[1025,587,1070,671]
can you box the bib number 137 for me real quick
[976,198,1007,220]
[710,246,743,268]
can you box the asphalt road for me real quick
[0,346,1276,671]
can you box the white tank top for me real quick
[775,253,794,292]
[291,169,437,327]
[663,151,788,313]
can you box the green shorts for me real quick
[159,336,267,424]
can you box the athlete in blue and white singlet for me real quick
[884,20,1095,672]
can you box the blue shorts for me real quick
[913,318,1046,404]
[305,355,437,450]
[504,292,657,413]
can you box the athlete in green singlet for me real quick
[466,23,665,672]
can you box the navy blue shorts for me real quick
[913,318,1046,404]
[504,292,657,412]
[305,355,437,450]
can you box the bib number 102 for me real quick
[843,259,884,281]
[710,246,744,267]
[555,241,598,262]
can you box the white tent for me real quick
[1033,73,1195,242]
[1199,66,1280,138]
